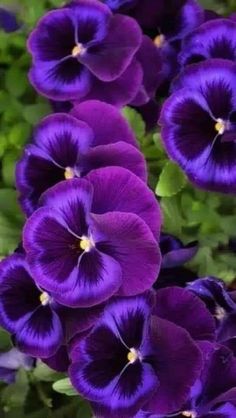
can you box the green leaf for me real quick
[161,196,183,236]
[2,152,20,187]
[8,122,31,148]
[23,103,51,125]
[155,161,186,197]
[5,67,28,98]
[0,189,23,225]
[52,378,78,396]
[33,361,64,382]
[76,401,93,418]
[1,369,29,408]
[122,107,145,142]
[0,327,12,350]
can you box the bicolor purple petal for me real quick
[85,167,161,239]
[160,59,236,193]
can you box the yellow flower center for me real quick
[64,167,75,180]
[127,348,140,364]
[214,118,226,135]
[153,34,165,48]
[71,43,85,57]
[80,236,94,252]
[182,412,197,418]
[39,291,50,306]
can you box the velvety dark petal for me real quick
[218,314,236,343]
[133,35,163,104]
[0,254,40,334]
[70,0,111,45]
[39,178,93,236]
[197,342,236,407]
[81,141,147,181]
[71,99,137,147]
[81,59,143,107]
[16,146,65,216]
[70,295,157,416]
[153,287,216,341]
[43,345,69,372]
[160,234,198,268]
[23,208,80,294]
[187,277,236,312]
[51,249,122,307]
[145,317,202,415]
[56,299,104,341]
[92,211,161,295]
[16,305,63,358]
[86,167,161,239]
[171,59,236,114]
[27,9,76,61]
[79,14,141,81]
[180,19,236,66]
[29,59,92,101]
[33,113,93,161]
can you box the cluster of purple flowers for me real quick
[1,0,236,417]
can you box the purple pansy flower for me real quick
[160,59,236,193]
[135,342,236,418]
[180,19,236,67]
[154,234,198,289]
[16,100,147,216]
[23,178,161,307]
[0,254,102,358]
[69,294,202,418]
[27,0,142,104]
[0,7,20,33]
[188,277,236,344]
[0,348,33,384]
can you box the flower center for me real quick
[215,305,226,320]
[71,43,86,57]
[64,167,75,180]
[154,34,165,48]
[39,291,50,306]
[182,412,197,418]
[127,348,141,364]
[80,235,95,253]
[214,118,226,135]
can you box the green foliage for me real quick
[155,161,186,197]
[52,379,78,397]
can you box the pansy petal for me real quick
[33,113,93,158]
[91,363,158,418]
[93,211,161,295]
[39,178,93,235]
[145,317,202,415]
[43,345,70,372]
[16,146,65,216]
[24,208,80,295]
[51,249,122,307]
[153,287,216,341]
[71,99,137,147]
[81,59,143,107]
[27,9,75,62]
[56,302,104,341]
[29,59,92,101]
[79,14,141,81]
[180,19,236,66]
[0,254,40,334]
[81,142,147,181]
[16,305,63,358]
[86,167,161,239]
